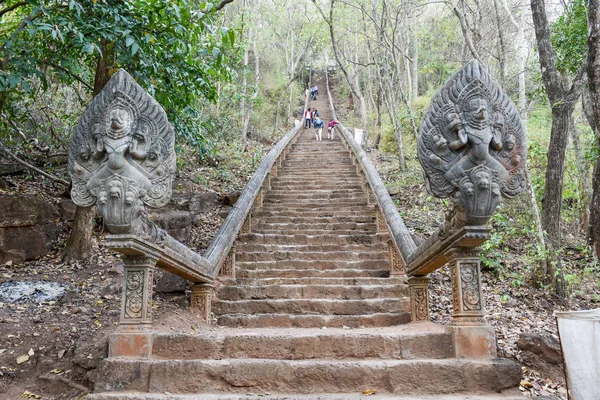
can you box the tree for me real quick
[530,0,587,294]
[1,0,235,261]
[587,0,600,258]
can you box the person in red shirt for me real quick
[305,108,312,129]
[327,119,339,140]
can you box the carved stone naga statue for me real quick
[417,60,527,234]
[68,69,175,241]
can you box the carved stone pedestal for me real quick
[446,248,496,358]
[447,248,485,325]
[120,256,156,327]
[408,276,430,322]
[111,255,157,358]
[191,283,213,324]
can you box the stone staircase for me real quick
[214,132,412,329]
[90,120,522,398]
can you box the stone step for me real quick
[267,185,364,191]
[236,249,385,262]
[236,268,389,279]
[235,243,384,253]
[213,297,409,316]
[252,209,375,218]
[267,188,366,195]
[259,201,369,210]
[276,170,358,175]
[236,260,388,271]
[255,215,374,224]
[218,284,407,300]
[239,233,387,245]
[253,222,376,232]
[280,165,355,171]
[94,358,521,395]
[87,392,527,400]
[216,312,411,328]
[253,229,376,236]
[235,276,404,286]
[264,194,367,202]
[150,325,451,360]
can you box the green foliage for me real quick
[551,0,588,75]
[418,14,461,91]
[1,0,235,153]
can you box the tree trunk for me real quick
[590,160,600,257]
[541,104,573,248]
[569,123,590,232]
[586,0,600,257]
[63,43,114,263]
[411,28,418,101]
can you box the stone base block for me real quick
[447,325,497,359]
[108,332,154,359]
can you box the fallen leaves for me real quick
[16,354,29,364]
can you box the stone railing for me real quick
[68,69,310,341]
[325,62,527,358]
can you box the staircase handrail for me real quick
[324,70,417,265]
[203,71,311,277]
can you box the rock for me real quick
[222,190,242,207]
[517,332,562,364]
[219,206,232,219]
[149,210,192,242]
[0,163,24,176]
[0,223,62,264]
[58,199,77,221]
[0,194,59,227]
[155,272,188,293]
[189,192,219,214]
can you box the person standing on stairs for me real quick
[305,108,312,129]
[314,115,324,141]
[327,119,339,140]
[312,109,320,125]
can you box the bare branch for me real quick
[0,1,26,17]
[0,141,69,186]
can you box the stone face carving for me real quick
[418,60,526,229]
[68,69,175,236]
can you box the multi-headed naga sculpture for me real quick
[68,70,175,240]
[418,60,527,232]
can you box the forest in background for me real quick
[1,0,599,299]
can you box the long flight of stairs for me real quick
[89,78,522,399]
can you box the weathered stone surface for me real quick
[0,163,25,176]
[58,199,77,220]
[517,332,562,364]
[188,192,219,214]
[149,210,192,241]
[155,271,188,293]
[0,194,59,227]
[95,358,519,395]
[0,223,62,264]
[222,190,242,207]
